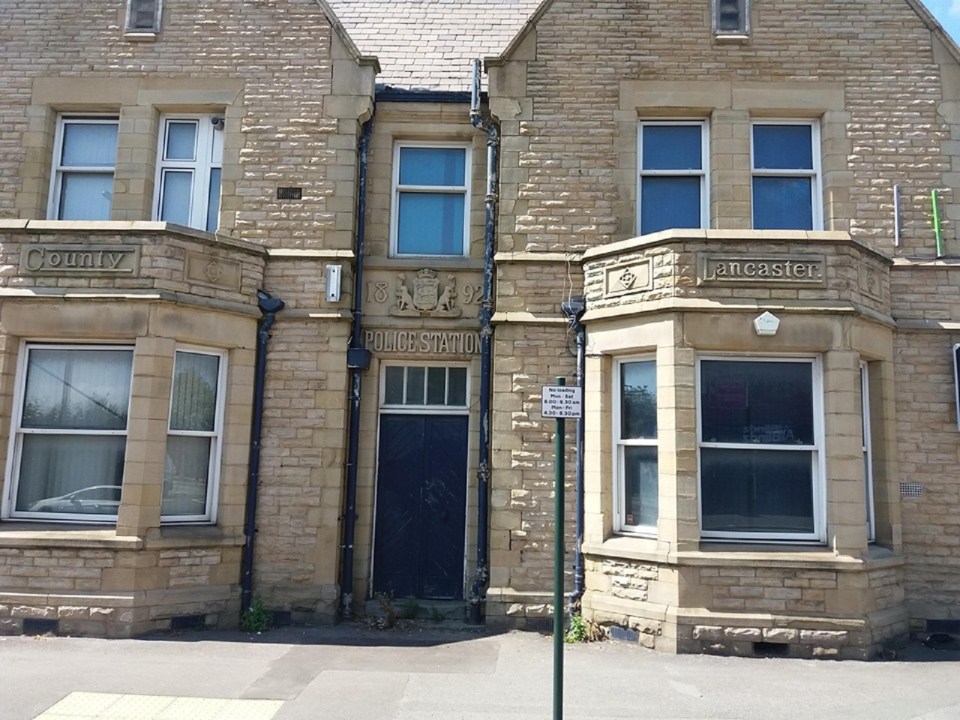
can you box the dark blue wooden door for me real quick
[373,414,468,599]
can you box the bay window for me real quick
[391,143,471,257]
[154,116,224,232]
[698,357,823,542]
[162,349,225,522]
[8,345,133,521]
[48,117,119,221]
[616,359,658,532]
[637,121,708,235]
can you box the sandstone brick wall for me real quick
[0,0,372,250]
[493,0,954,257]
[894,327,960,625]
[254,317,350,617]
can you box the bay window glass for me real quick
[10,345,133,520]
[638,121,708,235]
[617,360,658,532]
[699,358,822,541]
[162,350,225,521]
[155,116,224,232]
[392,144,470,256]
[752,122,821,230]
[49,117,119,221]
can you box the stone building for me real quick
[1,0,960,660]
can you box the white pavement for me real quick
[2,625,960,720]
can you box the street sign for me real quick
[542,384,582,418]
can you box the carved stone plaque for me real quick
[604,260,653,298]
[391,269,461,317]
[185,252,242,292]
[698,254,826,286]
[20,245,140,275]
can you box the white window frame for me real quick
[47,115,119,221]
[379,363,470,414]
[390,141,472,258]
[153,115,224,232]
[126,0,162,32]
[713,0,750,35]
[614,357,658,535]
[636,120,709,236]
[3,342,134,523]
[750,120,823,231]
[161,347,227,524]
[861,361,876,542]
[697,355,826,543]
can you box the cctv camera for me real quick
[211,117,225,130]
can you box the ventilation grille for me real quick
[900,482,924,498]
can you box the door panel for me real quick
[373,414,467,600]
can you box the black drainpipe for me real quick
[241,289,285,615]
[469,59,498,625]
[562,298,586,612]
[340,111,375,617]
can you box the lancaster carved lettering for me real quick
[700,255,826,285]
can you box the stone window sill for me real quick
[0,523,242,550]
[584,536,902,570]
[124,31,158,42]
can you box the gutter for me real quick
[340,112,375,617]
[561,297,587,612]
[240,290,285,615]
[468,59,499,625]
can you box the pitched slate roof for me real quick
[327,0,543,92]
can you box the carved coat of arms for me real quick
[392,269,461,317]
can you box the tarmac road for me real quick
[2,625,960,720]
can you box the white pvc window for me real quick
[698,357,824,542]
[126,0,162,32]
[4,344,133,522]
[154,116,224,232]
[751,121,822,231]
[48,117,119,221]
[391,143,471,257]
[381,365,469,410]
[861,362,876,542]
[162,349,226,523]
[615,359,658,533]
[637,121,709,235]
[713,0,749,35]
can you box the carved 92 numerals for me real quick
[461,284,482,305]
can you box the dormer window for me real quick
[126,0,161,33]
[713,0,749,36]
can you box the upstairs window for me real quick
[751,121,821,230]
[48,116,119,221]
[126,0,161,32]
[713,0,749,35]
[637,121,708,235]
[616,359,658,533]
[154,116,224,232]
[391,143,471,257]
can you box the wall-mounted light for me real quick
[753,311,780,336]
[325,264,342,303]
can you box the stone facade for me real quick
[0,0,959,659]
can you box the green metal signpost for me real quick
[541,377,583,720]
